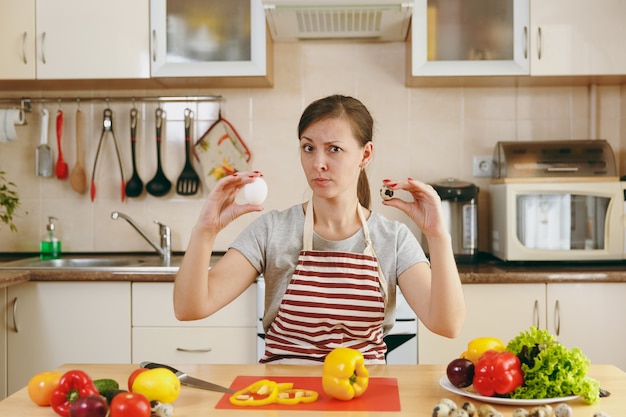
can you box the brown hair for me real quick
[298,95,373,209]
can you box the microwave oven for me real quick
[490,180,626,261]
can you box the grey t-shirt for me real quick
[230,204,428,335]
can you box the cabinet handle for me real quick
[523,26,528,59]
[22,32,28,64]
[152,29,157,62]
[536,27,542,60]
[532,299,540,328]
[41,32,47,64]
[554,299,561,336]
[11,297,19,333]
[176,347,212,353]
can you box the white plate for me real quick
[439,376,579,406]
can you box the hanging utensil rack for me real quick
[0,96,223,113]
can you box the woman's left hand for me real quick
[381,178,447,238]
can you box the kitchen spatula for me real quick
[36,108,52,177]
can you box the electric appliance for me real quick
[421,178,479,263]
[262,0,412,41]
[256,277,418,364]
[489,140,626,262]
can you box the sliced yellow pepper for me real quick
[322,347,369,401]
[229,380,319,407]
[276,388,319,405]
[460,337,506,364]
[229,379,279,406]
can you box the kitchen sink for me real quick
[0,254,185,272]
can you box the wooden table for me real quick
[1,364,624,416]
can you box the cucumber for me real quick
[93,378,124,404]
[101,388,128,405]
[93,378,119,394]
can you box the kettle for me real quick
[421,178,479,263]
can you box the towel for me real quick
[0,108,25,143]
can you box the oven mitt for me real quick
[194,114,251,190]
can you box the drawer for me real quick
[132,327,257,364]
[132,282,256,327]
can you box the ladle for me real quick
[125,108,144,197]
[146,108,171,197]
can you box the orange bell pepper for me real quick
[322,347,369,401]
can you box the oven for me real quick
[255,277,418,364]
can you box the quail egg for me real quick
[380,184,394,200]
[554,403,573,417]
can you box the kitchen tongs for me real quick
[91,108,126,202]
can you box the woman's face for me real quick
[299,117,372,201]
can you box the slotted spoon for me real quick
[175,108,200,196]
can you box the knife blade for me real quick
[140,361,234,393]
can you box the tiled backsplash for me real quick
[1,42,625,254]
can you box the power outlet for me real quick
[472,155,493,177]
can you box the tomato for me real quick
[27,371,63,406]
[127,368,148,391]
[109,392,150,417]
[132,368,181,403]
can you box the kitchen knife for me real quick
[140,361,234,393]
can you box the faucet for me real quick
[111,211,171,261]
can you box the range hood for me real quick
[262,0,413,42]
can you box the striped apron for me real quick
[260,200,387,364]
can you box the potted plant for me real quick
[0,170,21,232]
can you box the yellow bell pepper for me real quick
[229,379,279,406]
[322,347,369,401]
[461,337,506,364]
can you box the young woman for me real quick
[174,95,465,364]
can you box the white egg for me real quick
[243,177,268,205]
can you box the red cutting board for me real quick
[215,375,401,411]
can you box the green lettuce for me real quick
[506,326,600,404]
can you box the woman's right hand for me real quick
[195,171,265,233]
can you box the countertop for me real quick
[1,363,624,416]
[1,253,626,287]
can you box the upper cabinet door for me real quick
[35,0,150,79]
[411,0,530,76]
[529,0,626,76]
[150,0,267,77]
[0,0,35,79]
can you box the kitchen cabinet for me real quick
[409,0,530,77]
[408,0,626,83]
[0,0,149,80]
[418,282,626,371]
[6,282,131,395]
[418,283,544,364]
[0,0,35,79]
[529,0,626,76]
[546,283,626,371]
[132,282,257,364]
[149,0,268,78]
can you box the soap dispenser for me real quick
[40,216,62,260]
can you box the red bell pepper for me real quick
[472,350,524,397]
[50,370,99,417]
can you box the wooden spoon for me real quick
[70,108,87,193]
